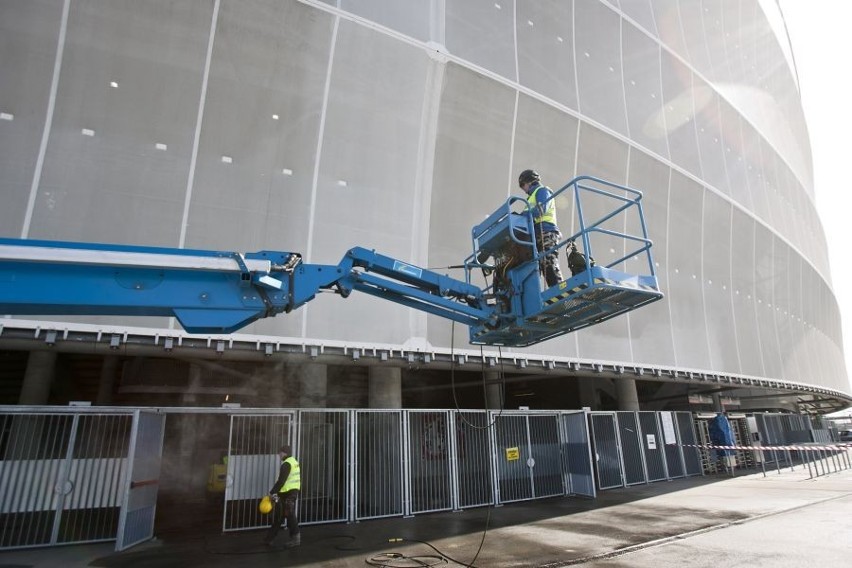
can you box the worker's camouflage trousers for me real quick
[537,230,564,288]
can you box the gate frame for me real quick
[223,410,296,533]
[115,410,165,551]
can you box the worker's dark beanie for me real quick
[280,445,292,454]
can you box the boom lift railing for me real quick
[465,175,662,346]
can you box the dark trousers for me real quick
[537,229,564,287]
[265,489,300,542]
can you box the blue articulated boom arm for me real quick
[0,176,663,346]
[0,238,496,335]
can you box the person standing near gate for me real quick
[263,444,301,547]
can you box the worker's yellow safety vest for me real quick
[279,456,301,492]
[526,185,557,226]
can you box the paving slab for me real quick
[1,465,849,568]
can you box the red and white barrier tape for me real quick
[684,443,851,452]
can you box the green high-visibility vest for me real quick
[280,456,301,492]
[526,185,557,226]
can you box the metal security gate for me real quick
[297,410,349,525]
[528,415,564,498]
[0,410,134,550]
[616,412,647,485]
[675,412,703,476]
[589,413,624,490]
[454,411,493,508]
[659,411,685,478]
[224,413,294,531]
[116,411,165,551]
[637,412,668,481]
[752,413,789,467]
[355,410,403,520]
[560,411,595,497]
[406,411,452,514]
[492,412,562,503]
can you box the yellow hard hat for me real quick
[258,495,273,514]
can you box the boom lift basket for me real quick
[466,175,662,347]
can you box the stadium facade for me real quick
[1,0,849,414]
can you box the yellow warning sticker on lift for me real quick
[505,447,520,461]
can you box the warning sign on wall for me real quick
[505,447,520,461]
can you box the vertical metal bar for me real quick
[115,410,141,550]
[525,415,535,497]
[656,413,670,480]
[222,414,234,532]
[636,412,649,484]
[611,413,626,488]
[50,414,79,545]
[401,411,411,517]
[448,411,460,512]
[487,412,500,506]
[348,410,355,523]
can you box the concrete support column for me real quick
[299,363,328,408]
[96,356,120,406]
[484,371,503,410]
[712,393,724,413]
[616,378,640,411]
[577,377,597,410]
[182,363,203,406]
[369,366,401,409]
[18,350,57,405]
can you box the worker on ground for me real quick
[263,445,301,547]
[519,169,564,287]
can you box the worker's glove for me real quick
[270,493,280,503]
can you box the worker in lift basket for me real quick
[263,445,301,547]
[518,169,564,287]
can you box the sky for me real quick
[778,2,852,408]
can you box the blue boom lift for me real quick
[0,176,662,347]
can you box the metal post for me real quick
[401,411,412,518]
[50,414,80,546]
[348,410,356,523]
[447,412,461,512]
[487,411,501,507]
[805,449,813,479]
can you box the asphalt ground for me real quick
[1,461,850,568]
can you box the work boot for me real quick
[285,533,301,548]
